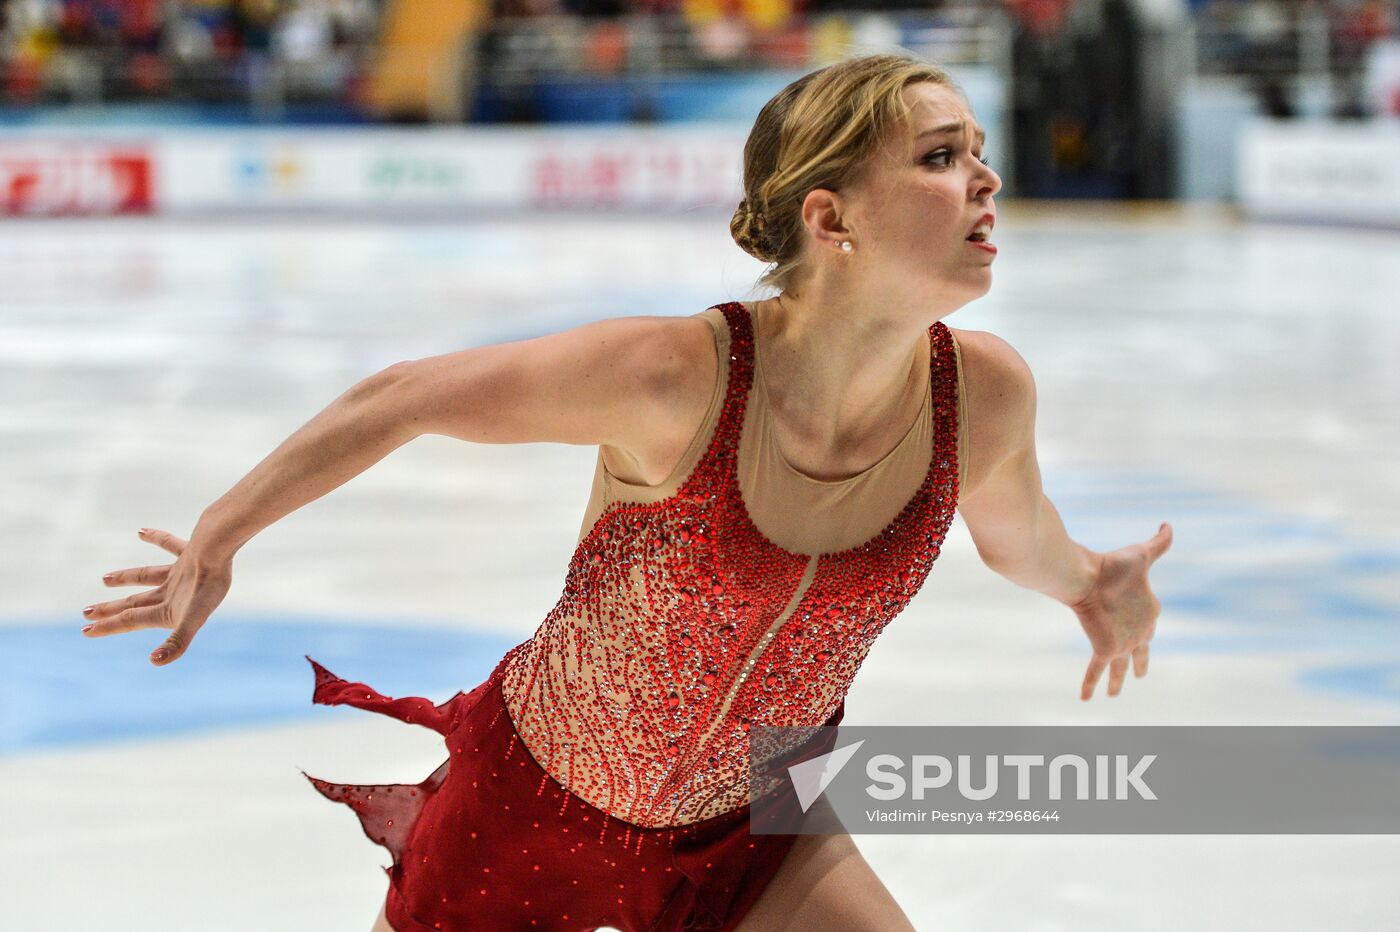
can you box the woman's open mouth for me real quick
[965,216,996,254]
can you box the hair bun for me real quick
[732,198,775,263]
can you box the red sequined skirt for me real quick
[301,650,845,932]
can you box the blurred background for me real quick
[0,0,1397,205]
[2,0,1398,930]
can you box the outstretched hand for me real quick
[1070,522,1172,701]
[81,527,232,666]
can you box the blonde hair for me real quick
[729,53,961,294]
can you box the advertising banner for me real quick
[1238,121,1400,227]
[0,126,750,215]
[154,127,748,213]
[0,142,154,216]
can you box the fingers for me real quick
[1083,649,1150,700]
[138,527,187,556]
[1080,655,1107,701]
[85,529,211,667]
[1146,521,1172,561]
[81,603,167,638]
[102,564,172,587]
[1132,643,1150,677]
[1106,656,1130,697]
[80,598,198,664]
[82,587,163,627]
[102,529,184,586]
[151,625,195,665]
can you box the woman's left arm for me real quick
[953,330,1173,701]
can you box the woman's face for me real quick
[838,81,1003,305]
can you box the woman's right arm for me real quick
[85,314,710,665]
[197,314,701,558]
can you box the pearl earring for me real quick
[839,241,852,252]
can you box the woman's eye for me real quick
[922,149,992,168]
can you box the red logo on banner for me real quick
[530,144,733,208]
[533,151,631,206]
[1,147,154,215]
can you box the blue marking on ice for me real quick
[0,616,518,756]
[1042,466,1400,709]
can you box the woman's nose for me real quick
[979,167,1002,197]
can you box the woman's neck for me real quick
[745,293,931,463]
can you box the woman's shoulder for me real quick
[577,310,720,402]
[945,327,1038,491]
[598,311,724,487]
[945,327,1035,405]
[649,310,725,401]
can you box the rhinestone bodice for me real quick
[500,301,961,828]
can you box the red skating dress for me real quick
[302,300,967,931]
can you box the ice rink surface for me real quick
[3,202,1398,930]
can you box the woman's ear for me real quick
[800,188,851,246]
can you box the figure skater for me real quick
[82,53,1171,932]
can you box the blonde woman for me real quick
[84,53,1170,932]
